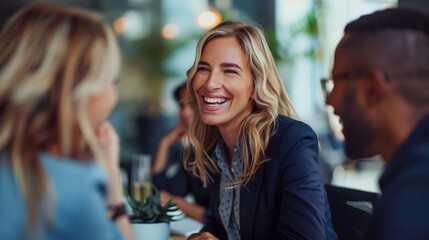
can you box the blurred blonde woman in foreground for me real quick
[0,2,133,239]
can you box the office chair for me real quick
[325,184,380,240]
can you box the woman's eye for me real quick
[197,66,209,72]
[225,69,238,74]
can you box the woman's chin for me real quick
[200,117,221,127]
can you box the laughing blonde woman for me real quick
[185,21,338,240]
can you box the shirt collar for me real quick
[212,138,244,180]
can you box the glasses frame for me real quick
[321,69,368,99]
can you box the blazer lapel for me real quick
[240,164,265,240]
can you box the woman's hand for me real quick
[160,190,175,204]
[188,232,219,240]
[96,121,120,167]
[95,121,122,204]
[96,121,134,240]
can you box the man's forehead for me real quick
[333,48,358,71]
[333,35,368,69]
[336,33,360,54]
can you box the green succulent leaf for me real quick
[127,183,179,223]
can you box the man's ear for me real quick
[362,69,389,108]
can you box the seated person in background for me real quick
[0,2,132,239]
[325,8,429,240]
[151,82,211,223]
[186,21,337,240]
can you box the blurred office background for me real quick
[1,0,427,193]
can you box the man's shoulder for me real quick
[372,155,429,240]
[388,141,429,182]
[380,141,429,207]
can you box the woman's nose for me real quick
[204,71,222,90]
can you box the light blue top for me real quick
[0,152,125,240]
[213,139,243,240]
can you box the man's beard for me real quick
[342,90,376,159]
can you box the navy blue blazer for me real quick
[367,114,429,240]
[202,115,337,240]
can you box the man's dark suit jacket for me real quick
[367,114,429,240]
[202,115,338,240]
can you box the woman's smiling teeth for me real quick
[204,96,227,106]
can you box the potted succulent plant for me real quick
[127,183,181,240]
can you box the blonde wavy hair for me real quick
[0,2,120,234]
[184,21,297,187]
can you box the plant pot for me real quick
[131,222,170,240]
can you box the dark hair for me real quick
[341,7,429,107]
[345,8,429,35]
[173,82,187,103]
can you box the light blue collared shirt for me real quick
[0,152,124,240]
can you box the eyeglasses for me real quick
[321,69,368,98]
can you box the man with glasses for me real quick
[325,8,429,240]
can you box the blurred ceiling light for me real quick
[123,10,150,40]
[114,17,128,35]
[197,9,221,29]
[161,24,180,39]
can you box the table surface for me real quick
[169,234,187,240]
